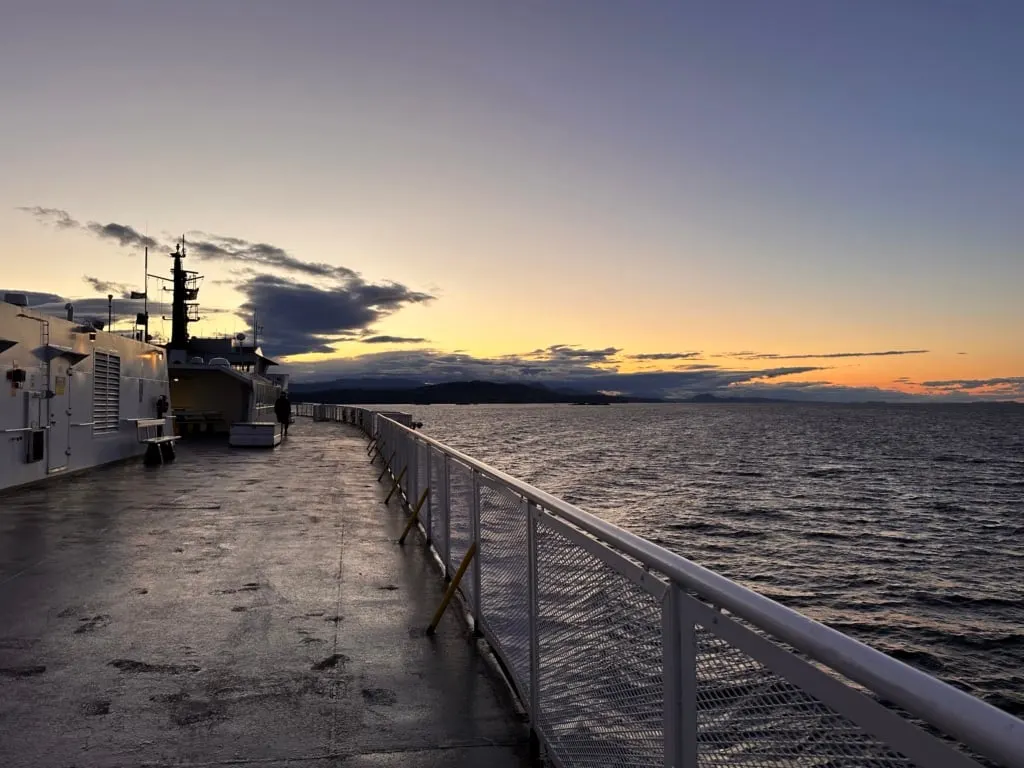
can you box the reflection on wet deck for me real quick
[0,420,530,767]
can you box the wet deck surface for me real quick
[0,420,531,767]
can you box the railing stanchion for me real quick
[409,437,419,513]
[663,584,698,768]
[680,593,699,768]
[471,470,482,635]
[396,431,405,498]
[442,453,452,580]
[526,499,542,754]
[424,448,433,546]
[343,411,1024,768]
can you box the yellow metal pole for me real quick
[377,452,395,482]
[426,542,477,636]
[398,488,430,545]
[384,466,408,505]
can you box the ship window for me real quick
[93,352,121,434]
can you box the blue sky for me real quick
[2,1,1022,399]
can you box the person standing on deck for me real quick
[274,392,291,437]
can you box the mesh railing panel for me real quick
[535,515,664,768]
[416,440,430,533]
[429,446,448,566]
[394,432,407,488]
[479,483,532,701]
[448,459,475,598]
[302,413,1008,768]
[693,621,915,767]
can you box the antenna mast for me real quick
[168,235,203,350]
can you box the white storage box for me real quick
[229,422,282,447]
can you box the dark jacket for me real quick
[274,395,291,423]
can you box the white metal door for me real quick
[47,359,71,472]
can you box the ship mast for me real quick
[167,236,203,351]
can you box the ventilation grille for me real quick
[92,352,120,434]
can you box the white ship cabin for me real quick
[1,294,173,492]
[168,337,285,435]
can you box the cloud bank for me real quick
[731,349,929,360]
[83,276,133,298]
[19,206,158,250]
[236,274,432,355]
[1,287,146,328]
[19,206,434,358]
[17,206,1019,402]
[187,231,358,282]
[629,352,702,361]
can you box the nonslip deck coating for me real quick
[0,419,531,767]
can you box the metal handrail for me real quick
[391,420,1024,764]
[297,403,1024,767]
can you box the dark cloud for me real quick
[36,296,146,319]
[920,377,1024,391]
[17,206,79,229]
[362,335,428,344]
[733,349,929,360]
[86,222,158,249]
[531,344,621,362]
[235,274,433,356]
[20,207,434,357]
[0,289,65,306]
[629,352,702,360]
[83,276,134,298]
[283,347,825,399]
[287,350,1024,402]
[188,232,358,282]
[0,288,147,329]
[19,205,158,250]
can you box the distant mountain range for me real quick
[287,378,806,405]
[290,380,643,405]
[288,378,1024,406]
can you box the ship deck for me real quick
[0,420,531,767]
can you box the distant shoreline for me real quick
[288,380,1021,406]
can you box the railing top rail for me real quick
[372,412,1024,768]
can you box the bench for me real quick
[133,419,180,466]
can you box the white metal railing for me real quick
[294,402,1024,768]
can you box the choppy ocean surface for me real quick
[406,402,1024,716]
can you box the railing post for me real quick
[471,470,482,635]
[442,453,451,580]
[409,437,419,513]
[526,499,541,753]
[663,584,698,768]
[424,447,433,546]
[397,430,406,500]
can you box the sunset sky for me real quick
[2,1,1021,400]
